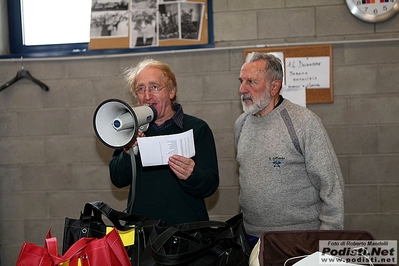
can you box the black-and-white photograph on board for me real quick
[181,2,204,40]
[158,3,180,40]
[130,8,158,47]
[90,0,129,37]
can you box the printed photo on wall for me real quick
[89,0,210,51]
[130,9,158,47]
[158,3,180,40]
[157,1,203,41]
[180,2,204,40]
[90,1,129,37]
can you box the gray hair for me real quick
[245,52,284,81]
[123,58,178,103]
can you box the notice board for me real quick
[244,44,333,104]
[89,0,212,52]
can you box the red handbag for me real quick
[16,228,131,266]
[16,230,58,266]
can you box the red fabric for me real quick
[16,242,54,266]
[70,228,131,266]
[16,228,130,266]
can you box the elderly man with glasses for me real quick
[109,58,219,225]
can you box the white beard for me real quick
[241,93,272,115]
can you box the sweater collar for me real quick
[274,95,284,109]
[152,103,184,131]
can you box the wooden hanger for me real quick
[0,57,49,93]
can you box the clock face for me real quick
[346,0,399,22]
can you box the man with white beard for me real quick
[235,52,344,247]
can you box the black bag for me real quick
[62,201,164,265]
[149,213,252,266]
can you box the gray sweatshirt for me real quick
[235,99,344,237]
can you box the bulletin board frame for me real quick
[244,44,333,104]
[89,0,213,53]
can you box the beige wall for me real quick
[1,1,399,264]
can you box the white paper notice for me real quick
[285,56,330,89]
[137,129,195,167]
[268,52,306,107]
[281,84,306,107]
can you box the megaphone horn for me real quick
[93,99,157,149]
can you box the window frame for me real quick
[6,0,214,58]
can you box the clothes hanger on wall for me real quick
[0,57,49,93]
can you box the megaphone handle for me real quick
[128,146,137,214]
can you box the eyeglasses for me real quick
[135,84,165,94]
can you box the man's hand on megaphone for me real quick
[123,131,146,155]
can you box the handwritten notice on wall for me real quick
[285,56,330,90]
[269,52,306,107]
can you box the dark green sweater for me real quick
[109,113,219,225]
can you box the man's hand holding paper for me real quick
[168,154,195,180]
[137,129,195,167]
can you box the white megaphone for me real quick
[93,99,157,148]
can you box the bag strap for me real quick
[47,237,94,265]
[175,213,246,242]
[236,108,303,157]
[236,114,249,147]
[45,237,59,259]
[182,214,252,257]
[151,227,223,265]
[280,109,303,156]
[151,215,248,265]
[128,146,137,214]
[52,229,130,266]
[175,220,228,231]
[76,229,131,266]
[174,213,244,232]
[82,201,147,230]
[225,212,244,228]
[103,228,132,266]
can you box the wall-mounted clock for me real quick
[345,0,399,23]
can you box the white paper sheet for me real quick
[269,52,306,107]
[281,84,306,107]
[293,252,360,266]
[137,129,195,167]
[285,56,330,89]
